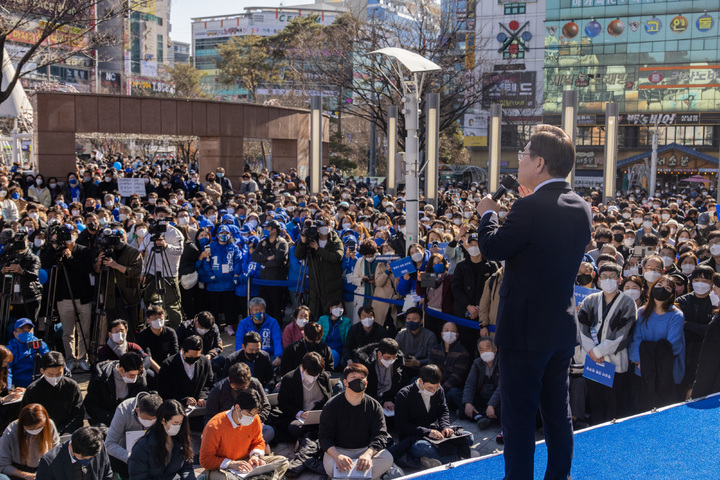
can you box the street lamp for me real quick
[604,102,619,204]
[370,47,441,252]
[562,90,578,187]
[387,106,398,194]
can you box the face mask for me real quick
[207,215,217,223]
[136,228,148,237]
[661,214,670,221]
[445,213,453,219]
[44,375,61,387]
[467,245,481,257]
[318,226,329,235]
[196,327,209,335]
[138,416,156,428]
[480,351,496,363]
[98,218,109,226]
[661,256,674,268]
[644,271,661,284]
[217,172,224,178]
[25,426,43,436]
[623,238,635,248]
[178,216,189,226]
[296,318,308,329]
[710,291,720,307]
[599,278,618,294]
[419,383,436,397]
[347,378,367,393]
[184,355,199,365]
[710,245,720,257]
[218,234,229,243]
[681,264,695,275]
[693,281,712,296]
[411,252,424,262]
[33,238,44,248]
[331,307,344,317]
[624,289,641,301]
[442,331,457,344]
[342,223,352,230]
[248,219,258,228]
[633,217,642,225]
[643,220,653,229]
[122,375,137,384]
[498,211,507,219]
[166,424,181,436]
[380,358,394,368]
[240,414,255,426]
[252,312,265,323]
[361,317,374,328]
[151,319,165,329]
[432,263,446,274]
[111,332,126,344]
[245,352,258,361]
[11,193,20,200]
[652,285,673,302]
[623,266,638,277]
[453,218,463,226]
[198,237,210,247]
[17,332,33,344]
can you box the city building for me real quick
[172,41,192,66]
[544,0,720,190]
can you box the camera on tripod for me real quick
[0,229,28,264]
[301,220,322,243]
[148,218,168,242]
[97,227,124,258]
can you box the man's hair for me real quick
[228,362,252,386]
[119,352,144,372]
[41,351,64,370]
[594,228,613,241]
[692,264,715,281]
[596,253,617,265]
[419,364,442,384]
[598,263,622,278]
[358,305,375,318]
[71,427,104,457]
[181,335,203,353]
[378,338,399,356]
[249,297,267,309]
[528,125,575,178]
[243,331,261,346]
[707,231,720,243]
[108,319,128,332]
[195,311,215,328]
[477,336,495,348]
[236,389,261,411]
[303,322,323,342]
[301,352,325,376]
[342,362,368,380]
[404,306,423,320]
[137,392,163,416]
[146,304,164,318]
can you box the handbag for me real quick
[180,271,198,290]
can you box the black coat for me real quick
[281,339,334,375]
[5,248,42,302]
[451,257,499,318]
[40,243,94,304]
[356,343,405,404]
[85,360,148,426]
[22,375,84,435]
[693,315,720,398]
[394,381,450,440]
[204,377,270,426]
[342,322,387,364]
[158,352,214,404]
[277,367,332,429]
[128,431,195,480]
[223,349,274,386]
[37,441,113,480]
[175,320,223,358]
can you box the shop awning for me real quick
[617,143,719,168]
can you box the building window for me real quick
[504,3,525,14]
[157,35,164,63]
[503,50,525,59]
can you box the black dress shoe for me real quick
[496,432,504,445]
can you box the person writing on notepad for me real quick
[318,363,393,480]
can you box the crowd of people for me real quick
[0,151,715,479]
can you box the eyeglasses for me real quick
[518,150,531,162]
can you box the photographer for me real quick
[0,228,43,321]
[294,214,344,318]
[139,206,185,328]
[251,220,289,322]
[40,223,94,372]
[93,224,143,341]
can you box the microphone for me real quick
[491,174,520,202]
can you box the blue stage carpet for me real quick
[406,395,720,480]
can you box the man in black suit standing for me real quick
[476,125,592,480]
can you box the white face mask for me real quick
[318,226,329,235]
[411,252,424,262]
[178,217,190,226]
[661,214,670,221]
[138,416,156,428]
[681,264,696,275]
[498,211,507,219]
[480,351,495,363]
[136,228,148,237]
[240,414,255,426]
[44,374,61,387]
[442,331,457,344]
[342,223,352,230]
[710,291,720,307]
[453,218,463,226]
[296,318,308,329]
[599,278,618,294]
[111,332,126,344]
[25,426,43,436]
[151,319,165,329]
[644,271,661,284]
[196,327,209,335]
[624,289,641,301]
[677,237,689,244]
[166,423,181,436]
[380,358,394,368]
[467,246,481,257]
[622,212,631,219]
[693,282,712,296]
[623,266,639,277]
[361,317,375,328]
[331,307,344,317]
[643,220,653,229]
[122,375,137,384]
[661,256,674,268]
[463,211,472,218]
[633,217,643,225]
[710,245,720,257]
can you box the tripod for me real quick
[0,270,16,344]
[141,242,186,324]
[91,260,112,365]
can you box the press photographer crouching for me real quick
[0,228,43,327]
[94,224,143,342]
[39,223,94,372]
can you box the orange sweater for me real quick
[200,411,265,471]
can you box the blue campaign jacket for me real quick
[235,314,283,357]
[7,336,50,388]
[397,251,430,296]
[287,245,307,293]
[235,247,260,298]
[199,241,242,292]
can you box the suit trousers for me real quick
[499,347,574,480]
[323,448,393,480]
[57,299,92,362]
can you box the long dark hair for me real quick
[17,403,54,463]
[641,274,677,324]
[0,346,12,391]
[149,399,193,464]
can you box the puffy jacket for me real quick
[235,314,283,357]
[7,336,49,388]
[199,240,242,292]
[287,245,307,293]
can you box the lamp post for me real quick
[370,48,441,252]
[387,106,398,195]
[488,104,502,194]
[309,96,323,194]
[562,90,578,188]
[425,93,440,207]
[603,102,619,204]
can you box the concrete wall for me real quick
[31,93,330,186]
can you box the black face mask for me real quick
[184,355,200,365]
[577,274,593,285]
[596,241,606,251]
[652,285,673,302]
[245,352,258,361]
[613,233,624,243]
[347,378,367,393]
[659,229,670,238]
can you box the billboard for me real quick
[544,0,720,114]
[482,71,536,108]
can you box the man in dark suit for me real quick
[84,353,148,427]
[37,426,113,480]
[476,125,592,480]
[157,335,214,408]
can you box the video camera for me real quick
[148,218,168,242]
[0,228,28,265]
[302,219,321,243]
[97,227,125,258]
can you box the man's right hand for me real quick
[405,356,420,367]
[154,237,167,248]
[464,403,478,419]
[229,460,252,473]
[428,430,443,440]
[336,454,354,472]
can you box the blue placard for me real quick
[574,285,600,306]
[583,355,615,387]
[389,256,416,277]
[376,254,401,263]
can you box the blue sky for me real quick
[170,0,311,44]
